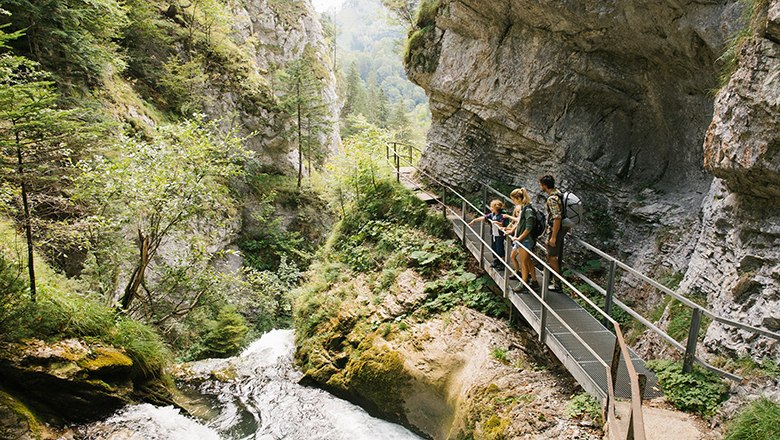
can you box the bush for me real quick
[646,359,728,416]
[565,392,603,425]
[195,306,249,359]
[724,398,780,440]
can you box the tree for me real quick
[74,118,249,312]
[0,44,100,300]
[277,57,330,188]
[343,61,369,119]
[381,0,419,29]
[1,0,128,83]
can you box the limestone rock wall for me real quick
[209,0,340,172]
[407,0,780,362]
[681,4,780,359]
[407,0,741,192]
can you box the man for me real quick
[539,174,567,291]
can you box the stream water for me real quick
[80,330,422,440]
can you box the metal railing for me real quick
[386,143,646,440]
[475,168,780,382]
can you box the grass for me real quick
[0,218,170,381]
[716,0,771,88]
[724,398,780,440]
[491,347,509,364]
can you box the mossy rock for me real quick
[77,346,134,375]
[481,414,510,440]
[0,390,44,440]
[343,345,410,418]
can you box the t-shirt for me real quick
[484,211,510,237]
[516,205,535,236]
[546,189,563,226]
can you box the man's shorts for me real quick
[546,228,566,258]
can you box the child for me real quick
[503,188,540,290]
[469,199,510,268]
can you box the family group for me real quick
[469,175,581,293]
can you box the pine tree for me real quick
[0,44,99,301]
[343,61,368,118]
[277,57,330,188]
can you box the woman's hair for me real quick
[510,187,531,206]
[490,199,504,210]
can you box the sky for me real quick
[311,0,347,13]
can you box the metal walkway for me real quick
[450,210,661,401]
[387,142,780,440]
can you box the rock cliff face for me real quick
[407,0,780,361]
[209,0,339,171]
[407,0,741,192]
[682,3,780,359]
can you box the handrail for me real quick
[476,174,778,379]
[572,236,780,342]
[385,143,646,440]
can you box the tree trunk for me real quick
[15,131,36,302]
[296,80,303,189]
[119,230,150,312]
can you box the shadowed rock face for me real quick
[407,0,743,192]
[407,0,780,360]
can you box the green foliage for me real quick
[0,248,170,380]
[335,0,430,144]
[717,0,770,88]
[423,269,508,318]
[646,359,729,416]
[491,347,509,364]
[415,0,441,28]
[1,0,129,83]
[276,55,332,185]
[724,398,780,440]
[565,393,603,425]
[74,117,249,314]
[196,305,250,359]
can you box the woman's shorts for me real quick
[513,237,535,251]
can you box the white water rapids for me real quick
[79,330,422,440]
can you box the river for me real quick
[80,329,422,440]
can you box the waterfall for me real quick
[81,330,422,440]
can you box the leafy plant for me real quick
[491,347,509,364]
[565,392,603,425]
[724,398,780,440]
[646,359,729,416]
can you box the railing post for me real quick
[395,151,400,182]
[683,308,703,373]
[461,200,467,243]
[604,260,617,327]
[386,143,389,159]
[610,337,621,397]
[408,144,413,164]
[638,373,647,403]
[479,220,486,268]
[441,186,447,219]
[539,267,550,342]
[502,235,511,298]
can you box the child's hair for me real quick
[510,188,531,206]
[489,199,504,210]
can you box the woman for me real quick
[503,188,539,291]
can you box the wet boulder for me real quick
[0,338,135,423]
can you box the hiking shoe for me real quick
[547,284,558,292]
[529,281,539,291]
[508,275,518,281]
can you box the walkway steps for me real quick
[449,214,661,401]
[399,167,440,205]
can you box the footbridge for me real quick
[384,143,780,440]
